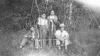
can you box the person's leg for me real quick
[35,39,40,49]
[35,29,40,49]
[51,23,54,47]
[65,39,69,50]
[52,35,57,47]
[40,26,47,48]
[42,26,48,48]
[48,23,52,47]
[52,24,56,47]
[29,39,34,48]
[56,39,61,49]
[39,26,43,48]
[20,38,28,48]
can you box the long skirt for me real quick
[48,22,56,47]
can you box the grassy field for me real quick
[0,29,100,56]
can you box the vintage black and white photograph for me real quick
[0,0,100,56]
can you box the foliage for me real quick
[0,0,100,56]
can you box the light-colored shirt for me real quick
[55,30,69,41]
[37,17,48,26]
[47,15,58,22]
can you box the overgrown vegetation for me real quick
[0,0,99,32]
[0,0,100,56]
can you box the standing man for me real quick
[54,23,71,49]
[37,13,49,48]
[47,10,58,47]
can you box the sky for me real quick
[75,0,100,13]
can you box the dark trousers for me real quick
[39,25,48,47]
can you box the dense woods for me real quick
[0,0,100,56]
[0,0,99,32]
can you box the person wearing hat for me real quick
[54,23,70,49]
[37,13,49,48]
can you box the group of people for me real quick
[20,10,71,50]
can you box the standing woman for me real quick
[47,10,58,47]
